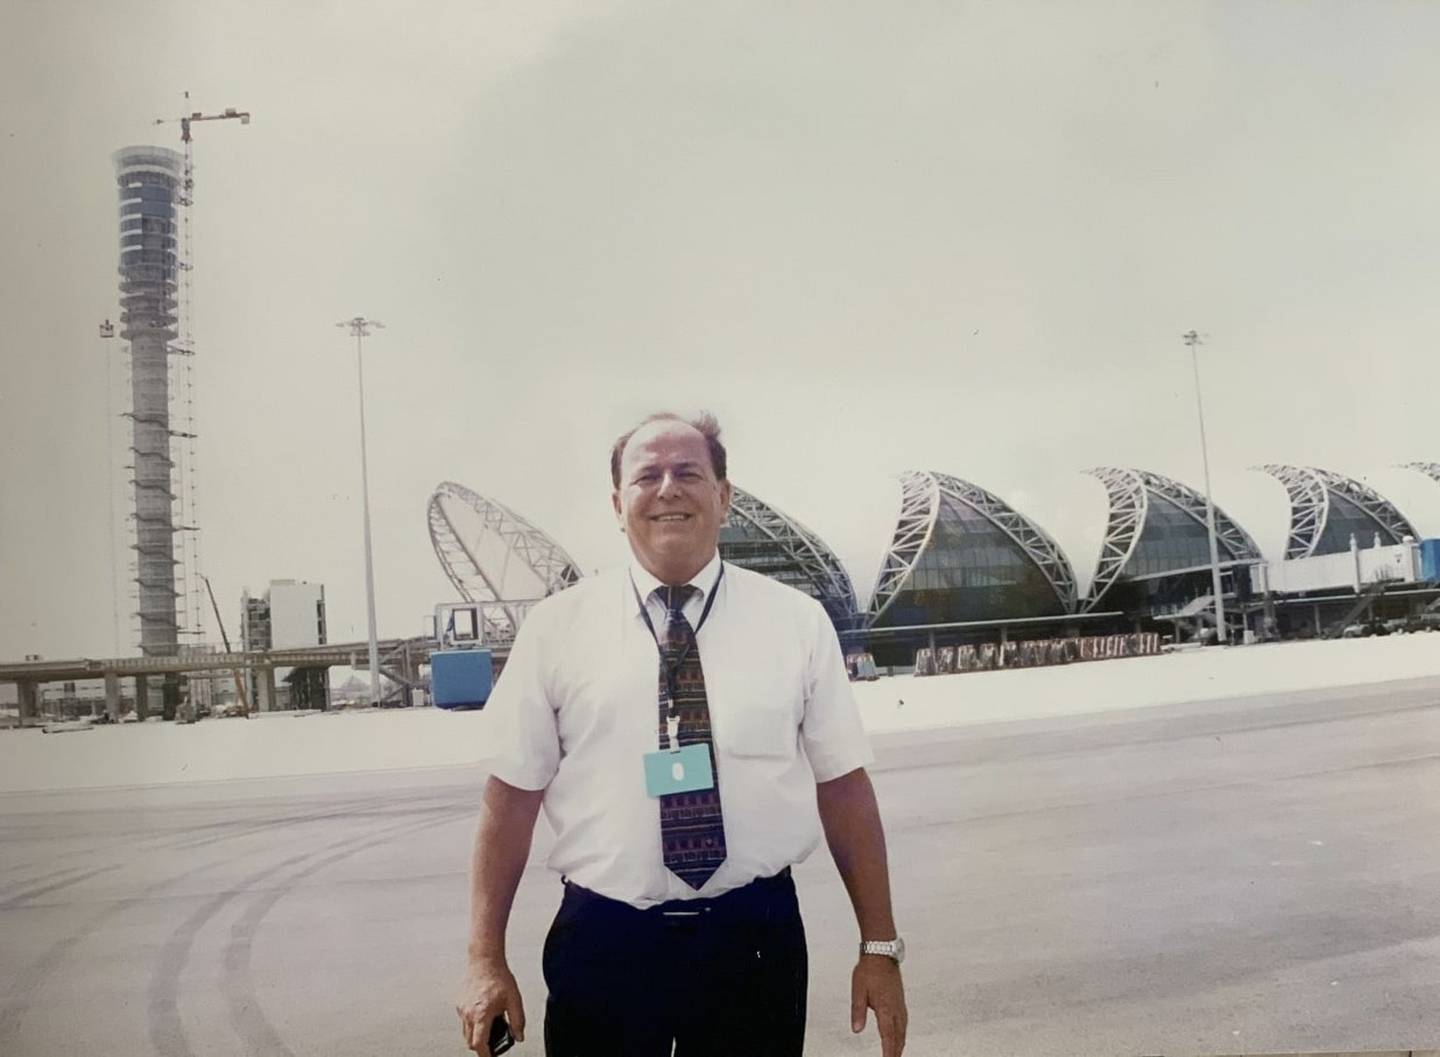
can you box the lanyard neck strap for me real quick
[631,561,725,714]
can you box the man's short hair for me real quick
[610,411,727,489]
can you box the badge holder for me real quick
[643,713,715,797]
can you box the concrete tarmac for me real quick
[1,675,1438,1056]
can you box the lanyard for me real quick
[631,561,725,722]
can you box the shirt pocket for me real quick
[720,703,799,761]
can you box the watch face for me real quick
[893,937,906,964]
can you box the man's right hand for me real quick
[456,958,526,1053]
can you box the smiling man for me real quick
[456,412,907,1057]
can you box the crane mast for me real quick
[143,96,250,704]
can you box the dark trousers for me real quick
[542,869,807,1057]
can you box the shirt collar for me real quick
[627,551,723,613]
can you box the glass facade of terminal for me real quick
[719,516,856,629]
[1314,493,1403,555]
[872,492,1066,626]
[1122,494,1218,577]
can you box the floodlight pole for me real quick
[337,316,385,705]
[99,319,121,656]
[1184,330,1227,644]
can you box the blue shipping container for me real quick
[431,649,493,710]
[1421,538,1440,584]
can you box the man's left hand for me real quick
[850,955,907,1056]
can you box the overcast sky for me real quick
[3,0,1439,660]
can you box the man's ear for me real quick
[612,489,624,531]
[718,479,732,514]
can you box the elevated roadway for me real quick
[0,636,513,720]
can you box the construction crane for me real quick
[147,93,252,661]
[177,106,251,142]
[152,94,251,204]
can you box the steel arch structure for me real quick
[427,482,583,640]
[1254,465,1417,560]
[1083,467,1262,612]
[865,471,939,628]
[721,486,859,629]
[865,470,1077,627]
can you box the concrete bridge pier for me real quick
[161,674,180,722]
[255,666,277,713]
[134,674,150,721]
[17,681,39,725]
[104,672,121,721]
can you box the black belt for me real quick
[562,867,793,921]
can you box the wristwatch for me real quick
[859,936,905,965]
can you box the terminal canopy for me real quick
[867,470,1077,629]
[719,485,859,630]
[1084,467,1263,612]
[1255,465,1417,560]
[427,482,583,639]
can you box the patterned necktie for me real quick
[655,584,727,889]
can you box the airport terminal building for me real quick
[427,460,1440,669]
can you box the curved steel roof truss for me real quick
[866,470,1078,626]
[427,481,584,638]
[1082,468,1148,611]
[1134,469,1263,562]
[1254,465,1327,559]
[930,473,1078,614]
[1313,467,1417,544]
[726,487,858,625]
[865,471,940,626]
[1086,467,1262,609]
[1256,465,1416,558]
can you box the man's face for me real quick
[612,420,732,582]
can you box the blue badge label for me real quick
[643,744,714,797]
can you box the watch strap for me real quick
[859,937,904,963]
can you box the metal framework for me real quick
[1255,465,1417,559]
[866,470,1077,627]
[866,471,941,626]
[1399,461,1440,487]
[1083,467,1262,611]
[427,482,583,640]
[722,486,858,628]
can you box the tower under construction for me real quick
[112,145,185,658]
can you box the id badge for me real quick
[643,744,714,797]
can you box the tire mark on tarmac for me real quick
[146,803,473,1057]
[0,793,466,1049]
[219,806,474,1057]
[0,830,144,881]
[0,864,118,910]
[0,854,227,1047]
[136,794,420,852]
[0,862,100,893]
[138,790,453,852]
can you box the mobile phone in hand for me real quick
[488,1014,515,1055]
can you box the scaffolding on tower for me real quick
[150,96,251,652]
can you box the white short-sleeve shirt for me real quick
[487,554,873,908]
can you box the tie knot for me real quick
[657,584,698,616]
